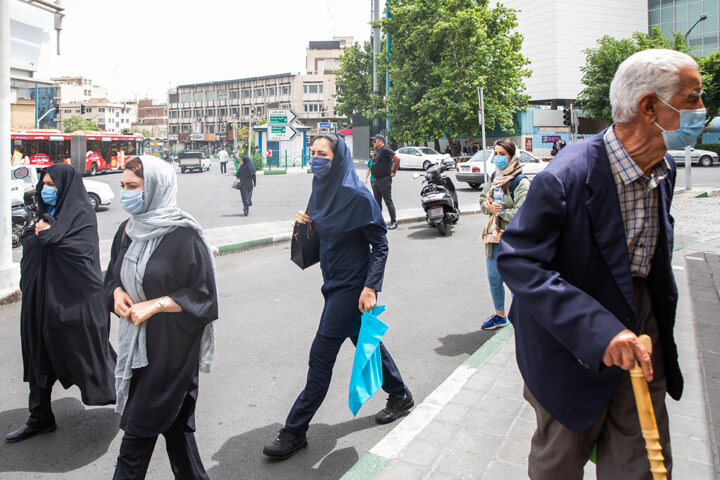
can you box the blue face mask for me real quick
[120,189,145,215]
[41,185,57,205]
[493,155,509,171]
[655,98,706,150]
[310,156,331,179]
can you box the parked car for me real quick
[667,148,719,167]
[10,164,114,211]
[455,148,548,189]
[396,146,454,170]
[178,151,211,173]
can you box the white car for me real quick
[667,148,719,167]
[10,164,114,211]
[455,148,548,189]
[396,146,454,170]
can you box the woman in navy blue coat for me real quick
[263,134,413,460]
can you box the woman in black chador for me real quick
[105,156,218,479]
[6,163,116,444]
[263,134,414,460]
[236,155,256,216]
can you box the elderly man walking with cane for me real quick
[497,48,705,478]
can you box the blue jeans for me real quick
[486,243,505,312]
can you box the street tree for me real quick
[578,26,690,124]
[381,0,530,152]
[698,50,720,128]
[334,39,387,121]
[62,115,100,133]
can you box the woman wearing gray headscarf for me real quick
[104,156,218,480]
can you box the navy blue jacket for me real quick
[497,130,682,434]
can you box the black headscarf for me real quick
[35,163,97,242]
[308,136,385,235]
[238,155,256,178]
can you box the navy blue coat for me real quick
[497,130,682,434]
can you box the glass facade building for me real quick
[28,86,58,129]
[649,0,719,57]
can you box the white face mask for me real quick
[654,98,706,150]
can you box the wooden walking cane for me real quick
[630,334,667,480]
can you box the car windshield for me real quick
[468,150,493,162]
[418,147,439,155]
[179,152,203,159]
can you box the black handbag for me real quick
[291,220,320,269]
[232,178,242,190]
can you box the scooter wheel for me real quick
[437,220,449,236]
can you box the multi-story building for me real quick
[167,37,349,150]
[51,76,108,104]
[649,0,719,57]
[56,98,134,133]
[28,87,58,129]
[134,99,168,139]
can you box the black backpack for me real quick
[489,172,528,200]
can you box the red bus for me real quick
[10,129,145,175]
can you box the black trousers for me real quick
[220,162,227,173]
[28,382,55,428]
[371,177,396,223]
[113,398,208,480]
[284,334,406,435]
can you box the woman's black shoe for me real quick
[5,422,57,443]
[243,206,249,216]
[375,388,414,424]
[262,428,307,460]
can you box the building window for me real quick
[266,86,276,97]
[169,93,179,103]
[230,90,239,99]
[206,109,215,117]
[303,84,323,94]
[170,110,179,118]
[231,107,239,115]
[182,110,192,118]
[303,103,321,112]
[242,89,251,99]
[205,91,216,101]
[207,125,215,134]
[256,106,264,115]
[242,106,251,115]
[99,108,105,112]
[194,92,205,102]
[194,109,203,117]
[254,88,264,97]
[86,108,92,113]
[281,85,290,95]
[218,108,227,116]
[180,92,192,102]
[170,125,179,134]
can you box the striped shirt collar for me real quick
[604,126,670,188]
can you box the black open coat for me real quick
[20,163,116,405]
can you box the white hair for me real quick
[610,49,698,123]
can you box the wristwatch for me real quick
[157,296,170,312]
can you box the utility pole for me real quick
[478,87,487,183]
[385,3,391,144]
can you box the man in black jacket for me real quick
[370,135,401,230]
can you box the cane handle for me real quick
[630,334,667,480]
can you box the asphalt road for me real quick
[0,214,501,479]
[84,161,491,242]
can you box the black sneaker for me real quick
[375,388,414,424]
[262,428,308,460]
[387,222,398,230]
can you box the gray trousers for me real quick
[525,278,672,480]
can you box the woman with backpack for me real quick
[479,138,530,330]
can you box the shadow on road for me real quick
[208,416,378,479]
[434,329,497,357]
[0,397,119,473]
[405,224,455,240]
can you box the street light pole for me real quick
[683,13,707,191]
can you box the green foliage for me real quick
[122,127,152,137]
[698,51,720,127]
[62,115,100,133]
[381,0,530,145]
[578,26,690,124]
[696,144,720,154]
[334,40,387,120]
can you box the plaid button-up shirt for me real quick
[603,127,669,278]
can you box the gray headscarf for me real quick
[115,155,218,414]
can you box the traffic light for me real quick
[562,108,571,127]
[54,104,60,115]
[80,104,86,114]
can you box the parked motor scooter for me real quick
[12,190,37,248]
[413,161,459,236]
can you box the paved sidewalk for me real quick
[341,207,720,478]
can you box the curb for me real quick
[340,325,516,480]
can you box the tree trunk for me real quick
[434,138,441,152]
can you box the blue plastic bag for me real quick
[348,305,389,416]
